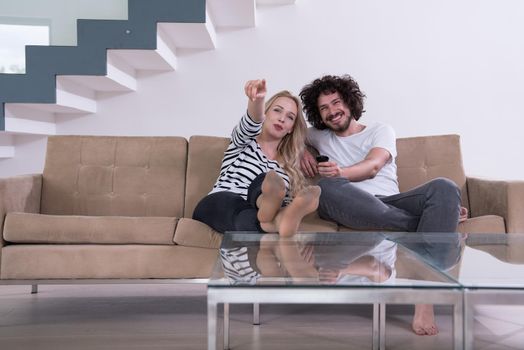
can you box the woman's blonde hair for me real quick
[264,90,307,197]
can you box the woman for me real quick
[193,79,320,237]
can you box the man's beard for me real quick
[327,114,352,133]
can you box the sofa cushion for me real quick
[184,136,229,218]
[457,215,506,234]
[41,136,188,217]
[3,213,177,245]
[0,244,218,279]
[174,213,337,250]
[338,215,505,234]
[173,218,223,249]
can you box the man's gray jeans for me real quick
[317,177,461,233]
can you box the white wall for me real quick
[2,0,524,180]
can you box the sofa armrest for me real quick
[467,176,524,233]
[0,174,42,247]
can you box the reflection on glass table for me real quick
[461,233,524,288]
[220,232,394,286]
[208,232,464,350]
[216,232,462,288]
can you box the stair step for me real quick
[7,78,96,117]
[257,0,296,5]
[159,9,217,50]
[3,105,56,135]
[7,102,93,115]
[110,26,178,71]
[57,53,137,93]
[208,0,256,28]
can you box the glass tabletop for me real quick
[209,231,463,289]
[454,233,524,289]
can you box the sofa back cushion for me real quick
[41,136,188,217]
[4,212,177,245]
[396,134,469,208]
[184,136,230,218]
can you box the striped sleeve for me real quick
[231,113,262,148]
[209,113,291,201]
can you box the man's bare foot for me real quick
[278,186,321,237]
[257,171,286,223]
[412,304,439,335]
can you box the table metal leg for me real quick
[224,303,230,350]
[253,303,260,325]
[379,303,386,350]
[372,303,386,350]
[373,303,379,350]
[451,296,464,350]
[463,293,473,350]
[207,299,218,350]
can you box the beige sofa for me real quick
[0,134,522,284]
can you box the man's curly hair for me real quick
[299,75,366,130]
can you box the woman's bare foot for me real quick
[257,171,286,223]
[412,304,439,335]
[278,186,321,237]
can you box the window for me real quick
[0,21,50,74]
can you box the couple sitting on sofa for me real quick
[193,74,466,336]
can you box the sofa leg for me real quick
[31,284,38,294]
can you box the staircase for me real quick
[0,0,295,159]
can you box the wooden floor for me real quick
[1,284,523,349]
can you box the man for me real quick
[299,74,465,336]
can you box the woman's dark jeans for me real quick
[192,173,267,233]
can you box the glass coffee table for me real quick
[207,231,466,350]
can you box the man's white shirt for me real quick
[307,121,399,196]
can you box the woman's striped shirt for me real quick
[209,113,291,202]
